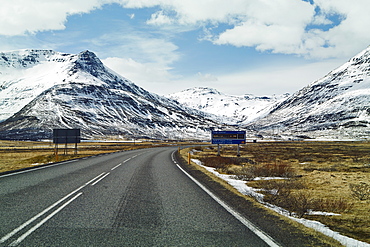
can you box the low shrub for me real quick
[227,162,296,180]
[310,198,353,213]
[199,156,242,172]
[349,183,370,201]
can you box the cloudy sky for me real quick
[1,0,370,96]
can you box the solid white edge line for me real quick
[9,192,83,246]
[171,151,280,247]
[91,172,110,186]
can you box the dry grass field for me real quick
[0,140,172,173]
[183,141,370,244]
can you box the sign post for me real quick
[211,131,246,157]
[53,129,81,159]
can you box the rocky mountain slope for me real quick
[0,50,221,140]
[168,87,289,123]
[249,46,370,139]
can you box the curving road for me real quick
[0,147,278,246]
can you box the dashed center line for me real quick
[1,152,146,246]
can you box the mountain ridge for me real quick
[0,49,222,140]
[248,45,370,139]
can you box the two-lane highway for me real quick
[0,147,278,246]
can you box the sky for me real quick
[1,0,370,96]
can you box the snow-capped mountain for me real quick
[249,46,370,139]
[0,50,221,140]
[168,87,289,123]
[2,45,370,141]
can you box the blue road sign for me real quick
[211,131,246,144]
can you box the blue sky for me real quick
[1,0,370,96]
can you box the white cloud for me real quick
[109,57,345,96]
[128,13,135,19]
[119,0,370,59]
[90,30,181,66]
[102,56,189,95]
[147,11,173,25]
[103,57,172,83]
[0,0,104,36]
[213,59,346,95]
[197,72,218,82]
[2,0,369,59]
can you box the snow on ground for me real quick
[191,158,370,247]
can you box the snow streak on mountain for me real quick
[249,46,370,139]
[0,50,221,140]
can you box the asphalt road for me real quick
[0,147,279,246]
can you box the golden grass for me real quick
[185,141,370,244]
[0,140,178,173]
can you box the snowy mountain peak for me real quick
[0,49,222,140]
[180,87,223,96]
[168,87,289,123]
[0,49,58,69]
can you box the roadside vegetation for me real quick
[0,140,177,173]
[181,141,370,244]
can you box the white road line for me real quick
[171,151,280,247]
[111,163,122,170]
[9,192,83,246]
[0,185,84,244]
[0,160,76,178]
[0,172,105,244]
[90,172,110,186]
[123,158,131,163]
[85,172,107,185]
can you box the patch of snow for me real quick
[191,159,370,247]
[307,210,341,216]
[31,163,43,166]
[253,177,288,181]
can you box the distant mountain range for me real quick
[168,87,289,124]
[1,46,370,140]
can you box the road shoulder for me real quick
[174,151,341,247]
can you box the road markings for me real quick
[171,151,281,247]
[0,171,108,245]
[1,151,146,245]
[110,153,144,171]
[0,160,76,178]
[91,172,110,186]
[111,163,122,170]
[8,193,83,246]
[86,172,107,184]
[0,183,86,244]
